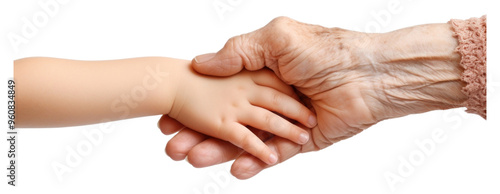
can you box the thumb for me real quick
[192,36,265,76]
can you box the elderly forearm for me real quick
[14,57,184,127]
[355,23,467,121]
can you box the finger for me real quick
[223,123,278,165]
[192,35,266,76]
[240,105,310,145]
[186,128,273,168]
[232,124,339,179]
[158,114,185,135]
[250,69,296,99]
[231,135,303,180]
[165,128,207,161]
[249,127,275,142]
[187,138,243,168]
[249,86,316,128]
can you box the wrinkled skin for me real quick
[158,17,464,179]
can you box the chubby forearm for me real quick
[14,57,185,127]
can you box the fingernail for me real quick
[194,53,216,63]
[268,153,278,165]
[298,133,309,144]
[308,115,317,127]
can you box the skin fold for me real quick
[159,17,467,179]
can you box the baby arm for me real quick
[14,57,316,165]
[14,57,185,127]
[14,57,182,127]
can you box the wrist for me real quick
[142,57,185,116]
[166,59,192,119]
[356,23,466,120]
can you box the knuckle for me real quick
[226,35,262,71]
[271,92,282,106]
[188,147,216,168]
[224,36,245,56]
[226,36,242,48]
[284,101,301,118]
[271,93,300,118]
[269,16,294,27]
[215,120,229,140]
[263,112,274,127]
[239,132,254,151]
[262,17,301,57]
[266,17,294,38]
[269,114,287,132]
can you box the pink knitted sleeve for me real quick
[448,15,487,119]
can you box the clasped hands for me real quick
[158,17,379,179]
[158,16,463,179]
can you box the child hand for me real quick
[168,65,316,165]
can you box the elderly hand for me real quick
[159,17,465,179]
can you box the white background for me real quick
[1,0,499,193]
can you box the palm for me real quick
[304,83,375,151]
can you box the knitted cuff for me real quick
[449,15,487,119]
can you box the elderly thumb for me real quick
[192,34,269,76]
[192,50,245,76]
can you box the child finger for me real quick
[239,106,310,145]
[186,127,274,168]
[249,69,298,99]
[223,123,278,165]
[231,135,302,180]
[249,86,317,128]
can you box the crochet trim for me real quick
[449,15,487,119]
